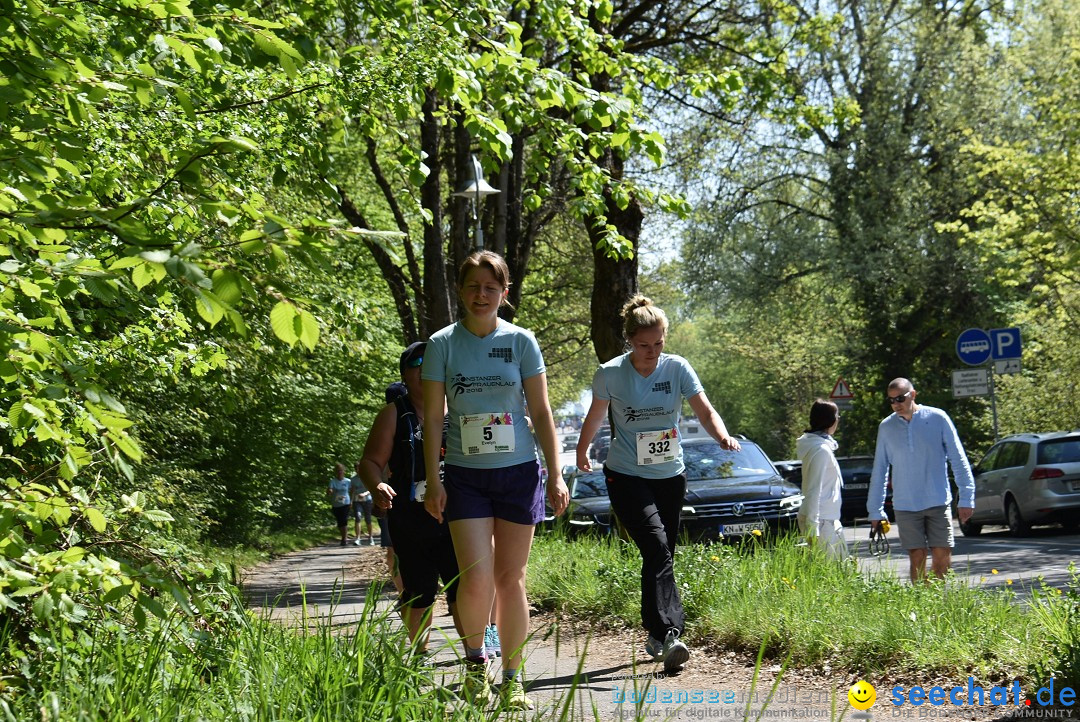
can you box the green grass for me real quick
[0,585,615,722]
[529,531,1071,682]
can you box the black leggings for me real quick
[604,466,687,640]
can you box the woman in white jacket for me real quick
[795,400,848,560]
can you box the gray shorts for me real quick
[895,505,954,550]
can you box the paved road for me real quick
[557,431,1080,594]
[849,520,1080,593]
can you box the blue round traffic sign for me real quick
[956,328,991,366]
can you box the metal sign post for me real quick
[988,366,999,442]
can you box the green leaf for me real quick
[32,591,55,622]
[269,302,298,346]
[211,270,243,305]
[85,507,107,533]
[19,278,42,299]
[106,431,143,462]
[138,593,167,620]
[194,289,225,326]
[298,309,320,351]
[103,583,133,604]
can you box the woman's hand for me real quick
[373,482,396,510]
[546,473,570,516]
[424,480,447,523]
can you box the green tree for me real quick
[678,0,1011,446]
[947,0,1080,436]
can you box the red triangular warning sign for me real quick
[829,377,854,400]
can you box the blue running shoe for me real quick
[644,635,664,660]
[484,624,502,658]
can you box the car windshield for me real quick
[683,441,775,481]
[572,473,608,499]
[837,457,873,477]
[1037,438,1080,464]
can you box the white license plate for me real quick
[846,483,869,490]
[721,521,766,535]
[1071,481,1080,493]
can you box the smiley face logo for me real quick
[848,680,876,710]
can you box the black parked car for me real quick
[836,456,894,522]
[773,460,803,487]
[588,435,610,463]
[778,455,893,522]
[561,437,803,540]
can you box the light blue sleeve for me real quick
[867,422,890,520]
[678,357,704,398]
[591,364,611,401]
[943,414,976,507]
[518,329,545,379]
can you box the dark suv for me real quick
[778,455,893,522]
[562,437,803,539]
[836,456,894,522]
[962,431,1080,536]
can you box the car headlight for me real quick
[779,494,803,511]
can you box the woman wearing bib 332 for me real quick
[576,295,740,673]
[422,251,569,709]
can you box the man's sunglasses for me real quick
[405,356,424,368]
[887,391,912,404]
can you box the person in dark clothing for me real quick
[359,342,464,651]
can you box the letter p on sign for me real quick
[990,327,1021,360]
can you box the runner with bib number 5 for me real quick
[421,251,569,710]
[576,295,740,673]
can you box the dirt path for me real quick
[242,540,1026,721]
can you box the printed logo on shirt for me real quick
[488,347,513,363]
[450,373,517,398]
[623,406,668,424]
[652,381,671,394]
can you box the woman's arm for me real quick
[422,379,448,523]
[576,398,610,472]
[799,448,825,533]
[687,392,740,451]
[358,404,398,510]
[523,373,569,516]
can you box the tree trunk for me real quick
[588,185,642,362]
[421,88,452,335]
[337,192,419,343]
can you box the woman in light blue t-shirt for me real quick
[326,462,351,547]
[577,295,740,673]
[421,251,569,709]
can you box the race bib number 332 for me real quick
[636,427,680,466]
[460,412,516,455]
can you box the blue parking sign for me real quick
[956,328,991,366]
[989,327,1022,360]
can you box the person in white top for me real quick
[577,295,740,673]
[794,399,847,560]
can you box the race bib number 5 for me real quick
[460,412,516,455]
[636,427,680,466]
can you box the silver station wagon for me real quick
[961,431,1080,536]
